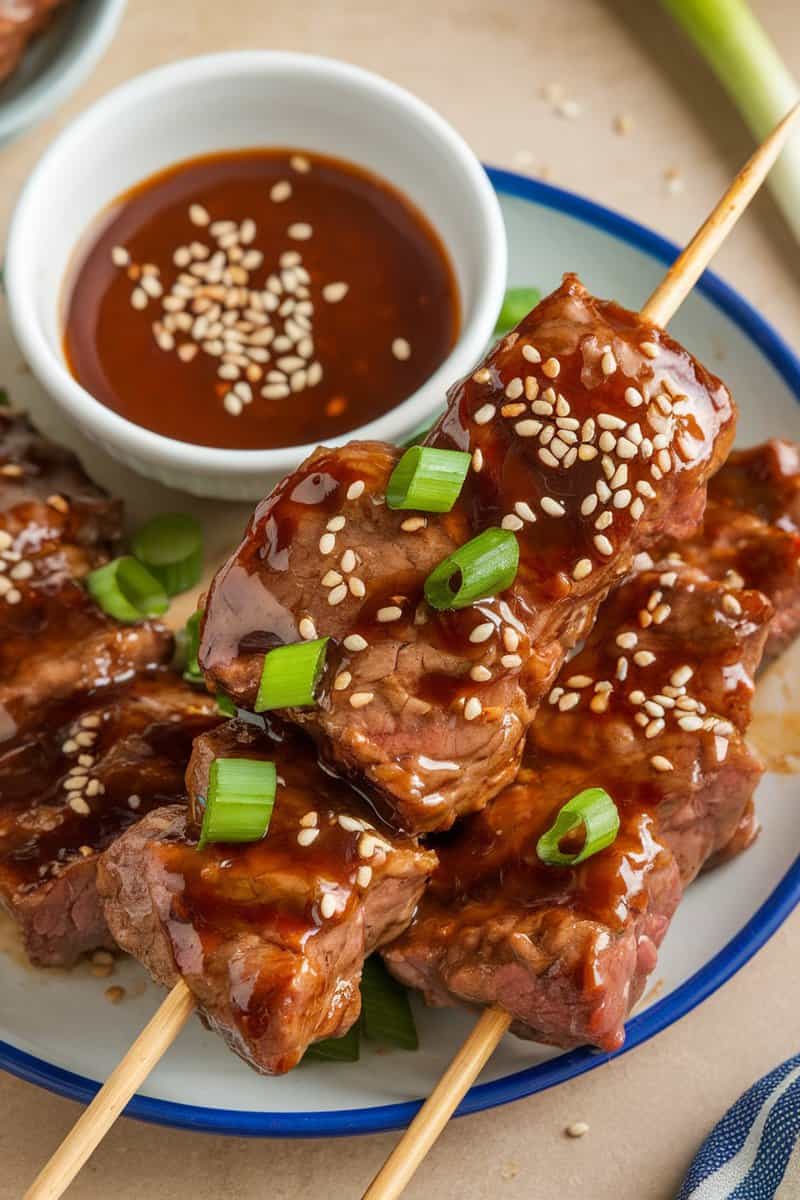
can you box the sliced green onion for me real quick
[494,286,541,336]
[255,638,329,712]
[360,956,418,1050]
[424,528,519,611]
[182,609,204,684]
[536,788,620,867]
[86,556,169,622]
[216,692,237,718]
[131,513,203,596]
[197,757,276,851]
[386,446,471,512]
[303,1023,360,1063]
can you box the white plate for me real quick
[2,171,799,1136]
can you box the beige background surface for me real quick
[1,1,800,1197]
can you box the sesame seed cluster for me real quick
[471,333,685,585]
[294,807,393,897]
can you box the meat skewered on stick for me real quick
[24,101,799,1200]
[360,99,800,1200]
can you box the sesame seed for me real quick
[594,511,613,531]
[616,437,637,459]
[601,350,617,375]
[598,413,626,431]
[617,656,629,681]
[652,603,671,625]
[539,448,559,468]
[474,404,496,425]
[633,650,656,666]
[131,288,148,310]
[470,665,492,682]
[599,431,617,453]
[327,515,346,532]
[644,700,665,718]
[343,634,368,652]
[505,377,524,399]
[339,815,364,833]
[299,617,318,641]
[515,420,541,438]
[340,548,357,573]
[501,513,524,531]
[541,496,565,518]
[616,632,638,649]
[566,1122,590,1139]
[572,558,593,580]
[671,665,694,687]
[593,534,613,556]
[9,560,32,581]
[625,387,644,408]
[392,337,412,361]
[502,403,527,419]
[549,687,564,705]
[722,593,742,616]
[566,674,593,688]
[290,154,311,173]
[514,500,537,523]
[223,392,243,416]
[356,865,373,888]
[347,480,365,500]
[69,796,90,816]
[349,577,366,597]
[630,498,645,520]
[678,715,703,732]
[350,692,374,708]
[377,605,402,623]
[300,811,318,827]
[641,341,659,359]
[522,344,541,363]
[320,894,337,919]
[524,376,539,401]
[651,755,673,772]
[504,627,520,652]
[542,357,560,379]
[319,532,336,555]
[297,827,319,847]
[328,583,348,606]
[323,570,344,588]
[590,692,610,714]
[580,495,598,517]
[558,692,580,712]
[111,245,130,267]
[469,622,495,644]
[464,697,483,721]
[472,448,484,473]
[473,367,492,383]
[501,654,522,669]
[613,489,632,509]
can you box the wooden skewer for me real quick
[362,101,800,1200]
[25,102,799,1200]
[24,980,194,1200]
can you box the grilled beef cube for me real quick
[384,563,771,1052]
[0,0,68,83]
[98,721,437,1075]
[0,413,172,736]
[662,440,800,660]
[201,276,735,833]
[0,672,219,965]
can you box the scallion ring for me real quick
[255,637,329,712]
[197,757,277,851]
[386,446,471,512]
[131,513,203,596]
[424,528,519,611]
[536,787,620,867]
[86,556,169,622]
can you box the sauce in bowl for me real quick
[63,150,460,450]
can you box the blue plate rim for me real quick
[2,165,799,1137]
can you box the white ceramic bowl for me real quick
[5,52,507,500]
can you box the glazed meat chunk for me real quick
[201,276,735,833]
[0,0,68,83]
[384,560,771,1053]
[0,672,218,965]
[98,720,437,1074]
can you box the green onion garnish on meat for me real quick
[536,787,620,867]
[255,638,330,712]
[386,446,471,513]
[181,609,204,684]
[131,513,203,596]
[424,528,519,611]
[86,556,169,622]
[360,956,418,1050]
[197,758,276,851]
[494,286,542,337]
[216,692,237,718]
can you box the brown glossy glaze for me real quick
[64,149,458,450]
[201,276,736,833]
[98,720,436,1074]
[0,0,67,82]
[385,555,772,1051]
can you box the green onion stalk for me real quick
[661,0,800,242]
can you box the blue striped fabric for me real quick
[679,1054,800,1199]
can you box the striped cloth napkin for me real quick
[679,1053,800,1199]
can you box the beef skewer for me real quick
[24,105,797,1200]
[362,101,800,1200]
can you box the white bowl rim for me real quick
[5,50,507,478]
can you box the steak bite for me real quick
[0,672,218,966]
[98,720,437,1075]
[0,413,172,737]
[384,561,770,1052]
[663,440,800,660]
[201,276,736,833]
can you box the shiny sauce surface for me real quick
[64,150,459,450]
